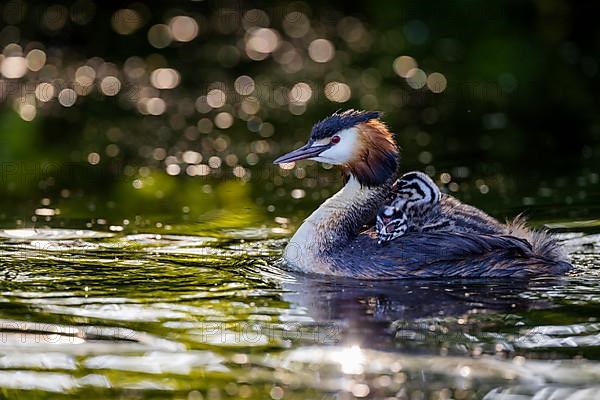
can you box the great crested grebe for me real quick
[273,110,571,279]
[375,171,504,243]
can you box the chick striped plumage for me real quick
[376,171,504,244]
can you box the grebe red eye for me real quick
[331,135,340,144]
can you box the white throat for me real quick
[283,176,383,274]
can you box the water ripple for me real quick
[0,226,597,397]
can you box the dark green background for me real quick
[1,0,598,227]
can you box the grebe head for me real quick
[376,204,408,244]
[273,109,399,186]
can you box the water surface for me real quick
[0,217,599,399]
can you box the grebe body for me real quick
[274,110,571,279]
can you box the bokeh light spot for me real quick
[166,164,181,176]
[324,82,352,103]
[1,56,27,78]
[214,112,234,129]
[406,68,427,89]
[206,89,226,108]
[393,56,417,78]
[169,16,198,42]
[150,68,181,89]
[208,156,222,168]
[426,72,447,93]
[246,28,279,59]
[100,76,121,96]
[308,39,335,63]
[26,49,46,71]
[145,97,167,115]
[58,88,77,107]
[234,75,255,95]
[75,65,96,87]
[289,82,312,104]
[111,9,142,35]
[19,104,36,121]
[148,24,172,48]
[87,152,101,165]
[35,82,55,102]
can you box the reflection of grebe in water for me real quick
[274,110,571,279]
[280,274,556,348]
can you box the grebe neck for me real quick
[283,175,393,274]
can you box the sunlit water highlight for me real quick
[0,223,599,399]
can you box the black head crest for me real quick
[310,109,382,140]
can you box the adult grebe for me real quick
[273,110,571,279]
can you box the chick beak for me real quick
[273,142,331,164]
